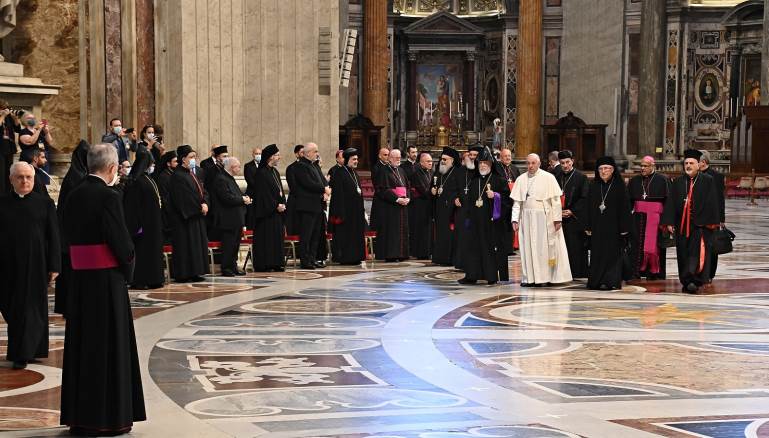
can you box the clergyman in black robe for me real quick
[431,147,461,266]
[328,148,366,265]
[290,144,328,269]
[251,144,287,272]
[284,145,304,236]
[369,148,390,232]
[244,147,261,230]
[0,162,60,369]
[453,146,483,270]
[60,144,145,435]
[169,144,209,282]
[212,157,250,276]
[458,148,512,284]
[408,152,434,259]
[628,156,670,279]
[700,150,726,280]
[556,150,590,278]
[494,148,520,256]
[374,149,410,261]
[585,157,633,290]
[54,139,90,316]
[152,150,177,243]
[124,150,165,289]
[662,149,721,293]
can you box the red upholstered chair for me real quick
[325,232,334,262]
[364,231,377,260]
[284,235,300,267]
[162,245,173,283]
[207,241,222,274]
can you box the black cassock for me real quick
[284,160,301,235]
[408,166,433,259]
[431,166,461,266]
[461,173,512,282]
[369,160,386,232]
[169,166,209,280]
[453,167,473,270]
[60,176,145,431]
[252,165,286,271]
[244,159,259,230]
[155,168,174,242]
[0,192,60,362]
[494,162,520,255]
[374,165,410,260]
[662,172,720,289]
[703,167,725,280]
[329,166,366,264]
[586,177,633,290]
[124,173,165,288]
[54,140,89,316]
[559,169,590,278]
[628,172,670,279]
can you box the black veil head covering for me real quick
[130,149,154,178]
[594,156,620,181]
[260,144,279,169]
[441,146,460,166]
[558,150,573,160]
[153,150,176,178]
[176,144,193,160]
[342,148,358,165]
[59,140,91,210]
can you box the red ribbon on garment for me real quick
[70,244,119,270]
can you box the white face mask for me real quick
[108,170,120,186]
[254,154,261,163]
[147,165,155,174]
[146,133,155,140]
[125,166,132,175]
[189,158,197,168]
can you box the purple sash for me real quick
[634,200,664,273]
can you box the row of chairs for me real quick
[161,230,378,282]
[736,176,769,192]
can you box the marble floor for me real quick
[3,199,769,437]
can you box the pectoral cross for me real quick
[464,187,469,195]
[642,194,647,200]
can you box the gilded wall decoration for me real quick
[394,0,505,17]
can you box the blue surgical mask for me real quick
[112,126,122,135]
[189,158,197,168]
[255,154,261,164]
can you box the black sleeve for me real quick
[170,174,204,221]
[45,199,61,273]
[214,176,244,207]
[104,191,136,267]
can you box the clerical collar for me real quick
[12,190,26,198]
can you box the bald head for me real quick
[378,148,390,163]
[500,148,512,165]
[304,143,319,161]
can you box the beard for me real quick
[439,163,450,174]
[465,159,475,170]
[479,168,490,176]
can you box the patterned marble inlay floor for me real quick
[3,200,769,437]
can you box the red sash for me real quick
[70,244,119,270]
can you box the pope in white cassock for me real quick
[511,154,572,286]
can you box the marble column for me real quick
[136,0,156,128]
[638,0,667,157]
[761,0,769,105]
[104,0,122,123]
[362,0,388,145]
[515,0,543,158]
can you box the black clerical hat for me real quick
[261,144,279,168]
[177,144,194,159]
[683,149,703,161]
[596,156,616,168]
[477,147,494,162]
[293,144,304,154]
[343,148,358,164]
[558,150,573,160]
[213,145,228,156]
[469,144,485,154]
[441,146,460,164]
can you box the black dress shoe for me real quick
[235,270,247,276]
[487,281,497,286]
[520,282,531,287]
[314,261,326,268]
[458,277,477,285]
[300,263,316,270]
[190,276,205,282]
[685,283,699,293]
[12,361,27,369]
[221,270,236,277]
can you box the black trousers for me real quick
[219,228,240,272]
[298,211,322,265]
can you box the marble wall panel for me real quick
[559,0,624,155]
[135,0,154,129]
[13,0,80,151]
[103,0,122,123]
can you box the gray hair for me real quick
[699,150,711,164]
[88,143,119,173]
[222,156,240,171]
[9,161,33,177]
[526,153,541,163]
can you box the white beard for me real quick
[479,169,490,176]
[439,164,450,174]
[465,160,475,170]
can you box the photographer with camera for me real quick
[0,100,21,193]
[139,124,164,163]
[18,112,54,183]
[102,118,130,163]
